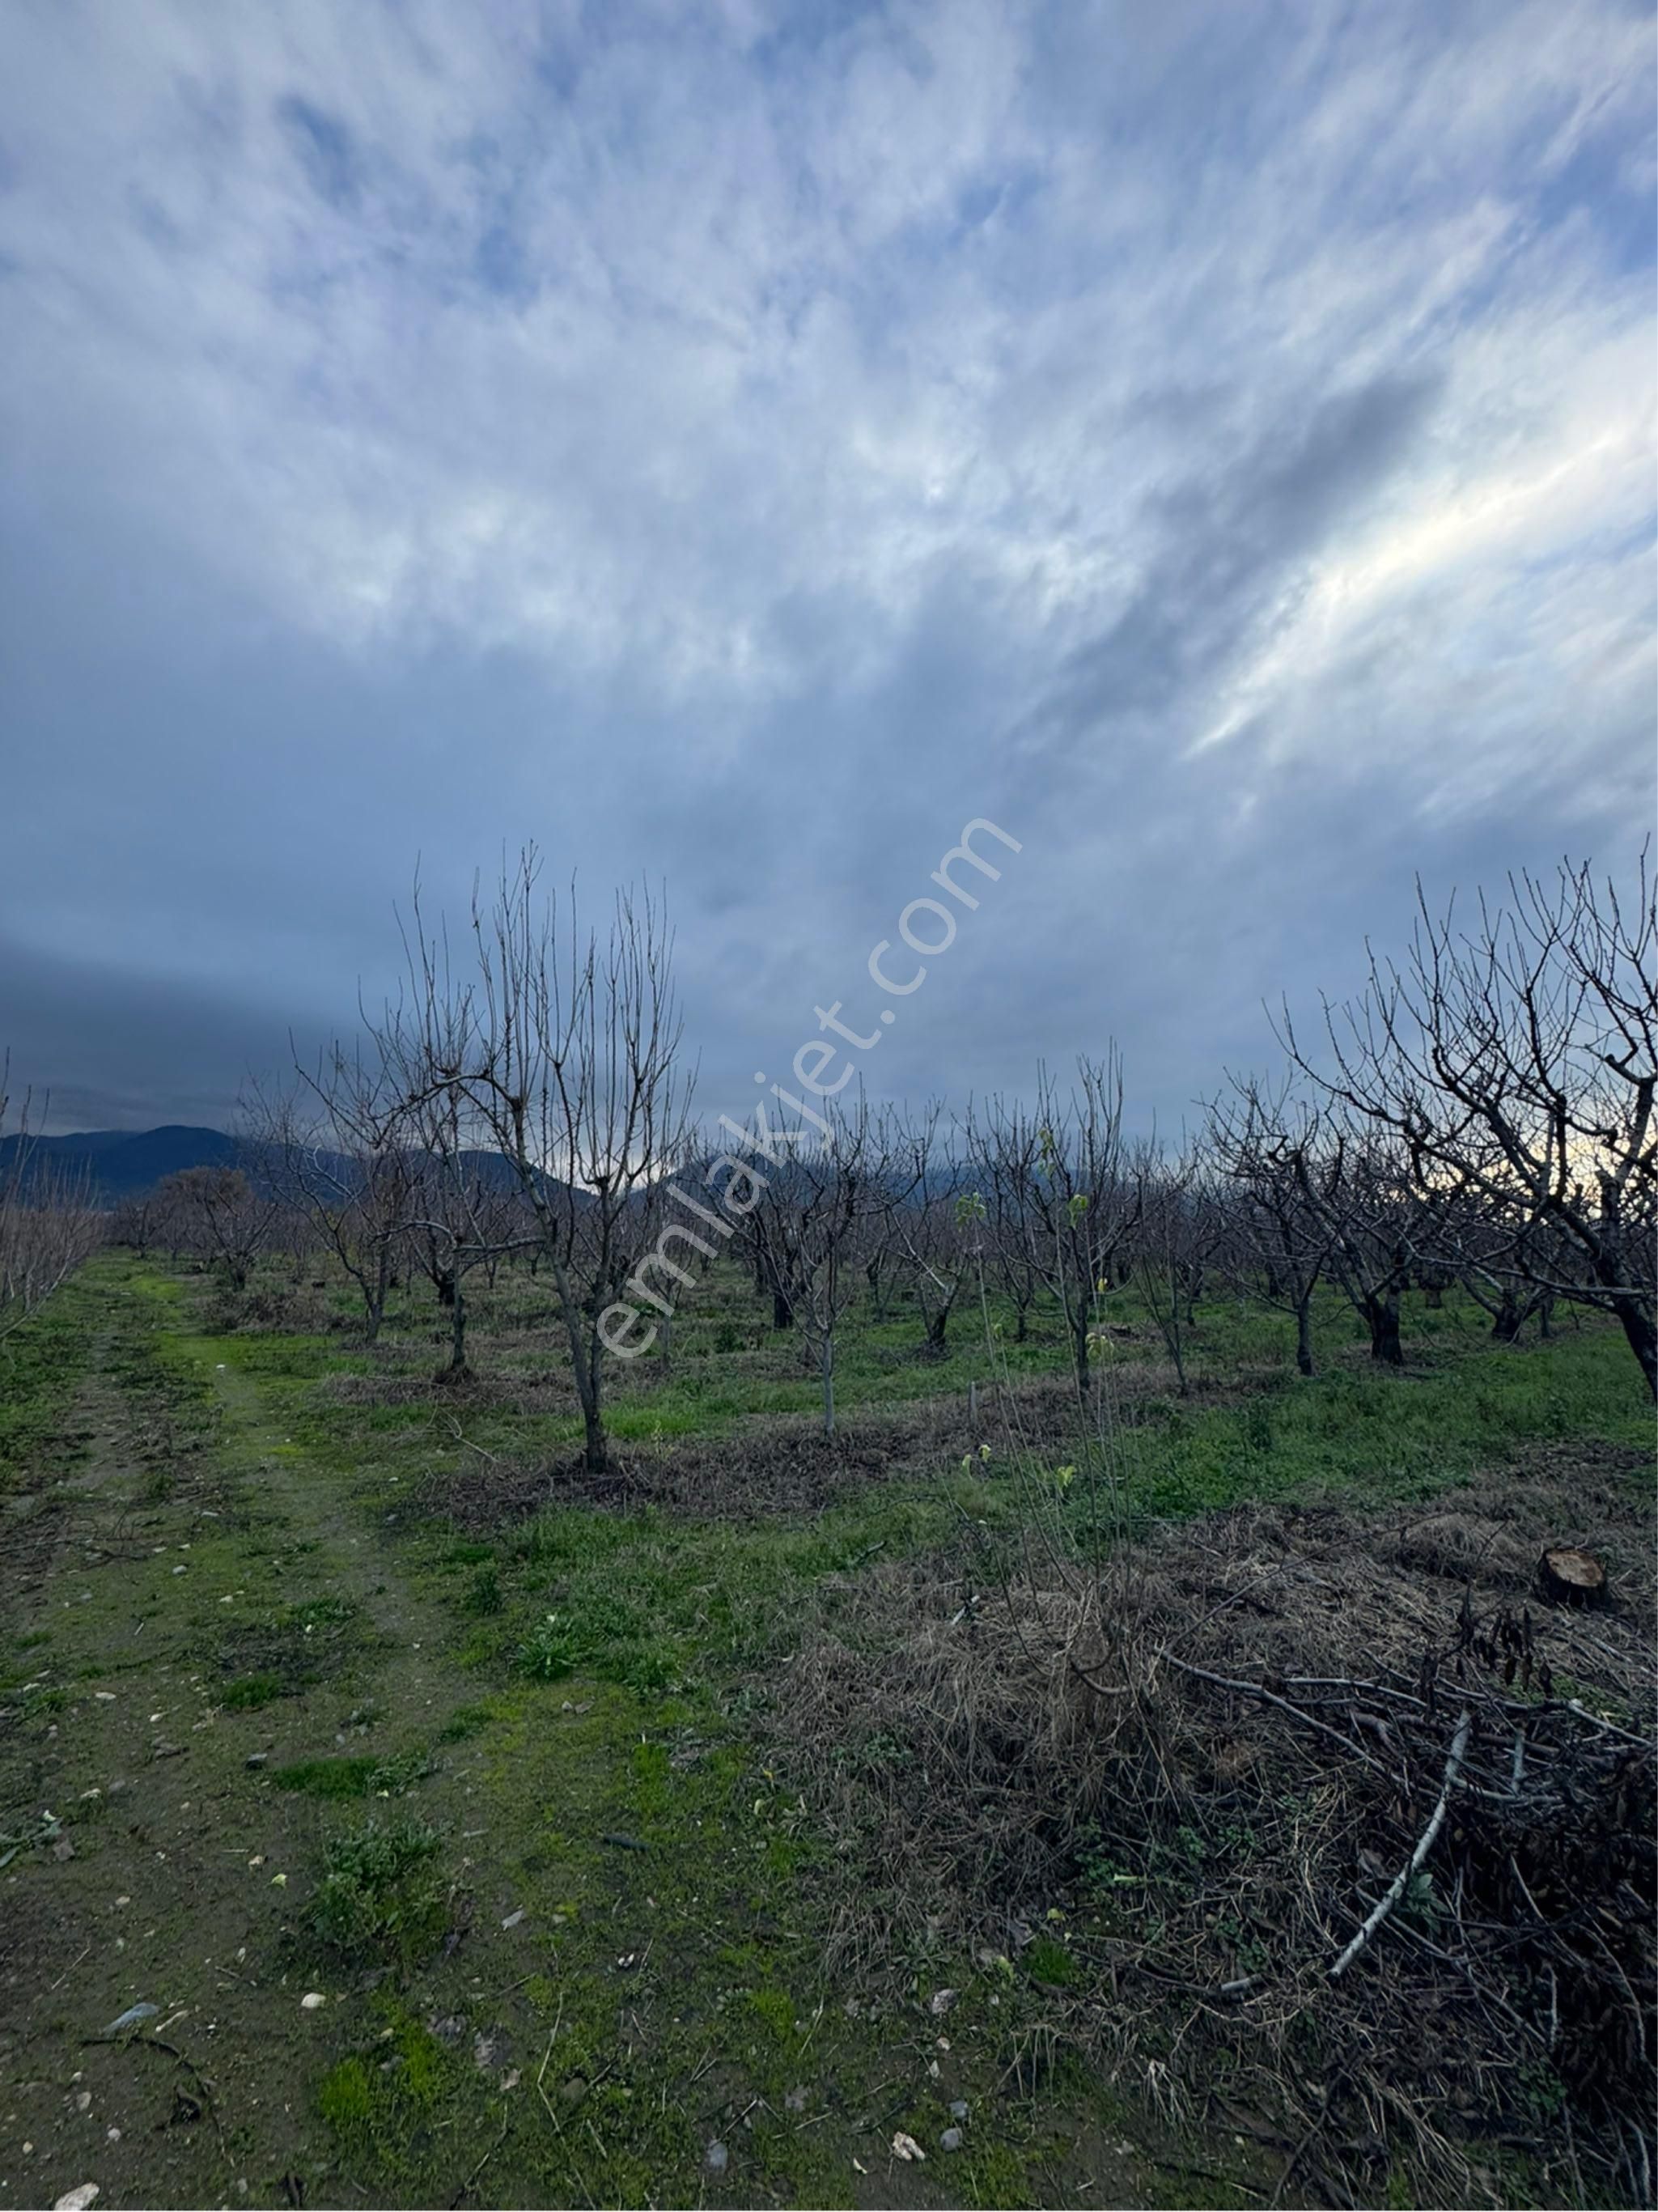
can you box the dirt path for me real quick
[1,1259,1268,2211]
[0,1265,515,2209]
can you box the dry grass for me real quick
[775,1445,1656,2207]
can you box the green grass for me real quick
[222,1671,283,1709]
[0,1280,101,1496]
[270,1747,435,1799]
[1064,1313,1651,1530]
[1,1246,1645,2212]
[312,1815,449,1965]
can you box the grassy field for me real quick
[0,1253,1651,2210]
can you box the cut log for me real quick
[1537,1543,1606,1606]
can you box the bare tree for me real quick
[251,1049,420,1342]
[0,1068,101,1340]
[962,1096,1045,1342]
[1288,857,1657,1394]
[110,1190,161,1259]
[893,1104,972,1356]
[980,1053,1139,1389]
[1296,1122,1428,1366]
[1130,1134,1219,1395]
[370,984,536,1377]
[743,1098,910,1436]
[1207,1075,1343,1377]
[397,852,694,1474]
[152,1160,278,1290]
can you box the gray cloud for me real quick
[0,0,1650,1135]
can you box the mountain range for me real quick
[0,1124,241,1200]
[0,1126,555,1205]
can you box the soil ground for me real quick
[0,1254,1651,2210]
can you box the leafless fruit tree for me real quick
[151,1160,279,1290]
[893,1103,972,1356]
[1206,1076,1344,1377]
[961,1096,1045,1342]
[978,1052,1139,1388]
[397,851,695,1474]
[1130,1134,1219,1395]
[0,1065,101,1340]
[369,969,536,1378]
[250,1049,421,1342]
[744,1098,910,1437]
[1287,857,1657,1395]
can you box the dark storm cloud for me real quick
[0,936,328,1135]
[0,0,1650,1135]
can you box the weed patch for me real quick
[311,1815,450,1966]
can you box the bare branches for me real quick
[0,1061,102,1340]
[388,851,695,1471]
[1283,855,1657,1393]
[969,1051,1139,1388]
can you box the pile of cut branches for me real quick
[780,1491,1655,2206]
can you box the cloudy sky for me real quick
[2,0,1652,1134]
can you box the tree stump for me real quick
[1537,1543,1606,1606]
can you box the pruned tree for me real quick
[370,975,536,1378]
[744,1097,910,1436]
[1287,857,1657,1395]
[961,1095,1045,1342]
[153,1160,278,1289]
[981,1052,1139,1389]
[251,1048,421,1342]
[110,1190,161,1259]
[1130,1134,1220,1395]
[1295,1123,1426,1366]
[397,851,695,1473]
[1207,1075,1344,1377]
[893,1103,972,1356]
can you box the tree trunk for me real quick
[926,1310,948,1356]
[581,1398,607,1473]
[363,1244,392,1344]
[1491,1289,1523,1344]
[1295,1293,1315,1378]
[549,1255,607,1477]
[1609,1291,1657,1399]
[1071,1312,1091,1389]
[821,1333,835,1437]
[772,1287,795,1331]
[1013,1304,1028,1344]
[444,1284,469,1375]
[1364,1292,1403,1366]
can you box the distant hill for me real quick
[0,1124,240,1201]
[0,1125,575,1207]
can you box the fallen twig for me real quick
[1329,1705,1472,1981]
[1164,1655,1390,1777]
